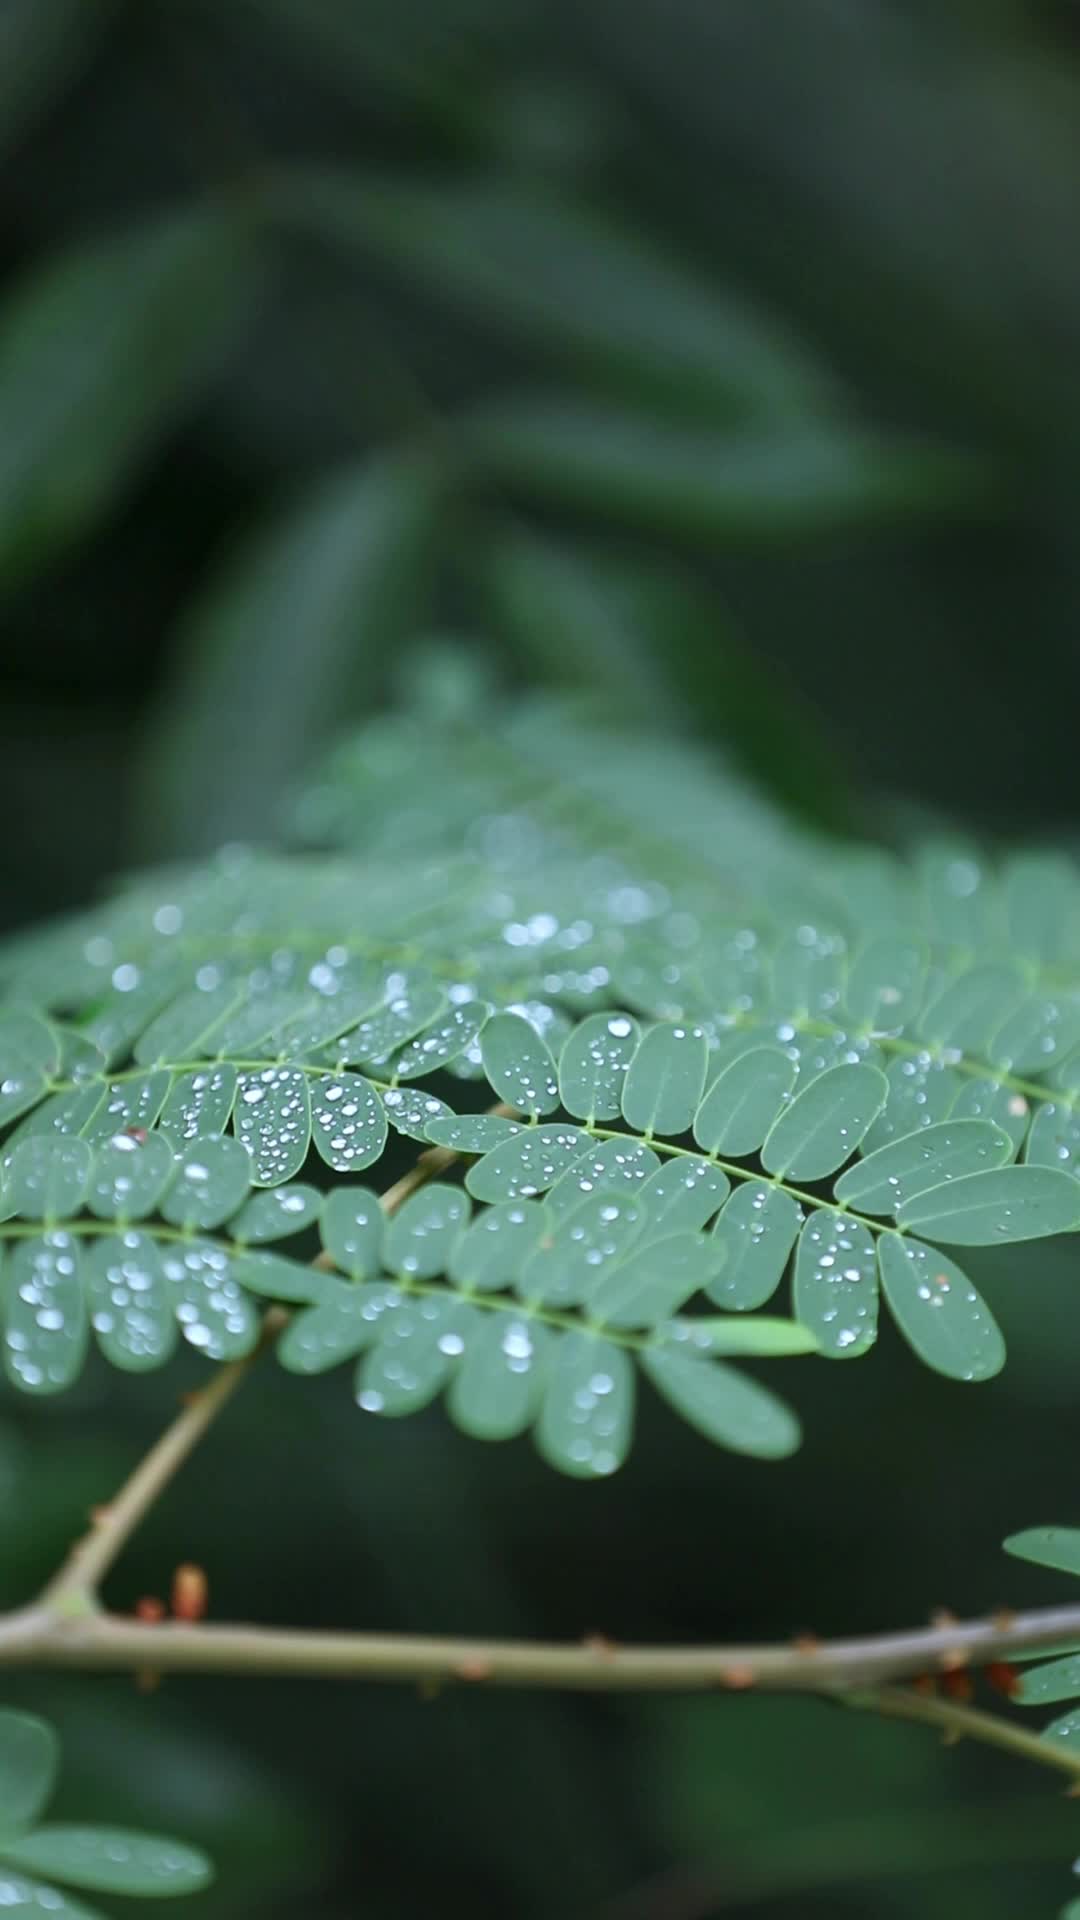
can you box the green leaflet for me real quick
[948,1076,1029,1154]
[761,1063,887,1180]
[3,1234,87,1393]
[86,1131,174,1221]
[897,1165,1080,1244]
[833,1119,1012,1216]
[447,1312,552,1442]
[465,1125,588,1202]
[389,1001,490,1079]
[1003,1527,1080,1577]
[1025,1101,1080,1177]
[768,928,845,1018]
[229,1250,324,1304]
[309,1072,386,1173]
[320,1187,384,1279]
[588,1232,720,1329]
[986,994,1080,1074]
[520,1189,647,1307]
[707,1182,802,1311]
[277,1282,401,1374]
[919,965,1024,1055]
[621,1021,708,1138]
[0,1008,57,1130]
[861,1055,959,1154]
[877,1233,1004,1381]
[2,1135,91,1220]
[0,1710,58,1840]
[84,1234,176,1372]
[383,1183,470,1280]
[234,1068,312,1185]
[158,1241,258,1361]
[842,934,927,1030]
[80,1071,172,1144]
[425,1115,523,1153]
[534,1332,633,1478]
[379,1084,454,1141]
[553,1013,638,1121]
[448,1200,544,1293]
[544,1137,659,1216]
[1014,1652,1080,1707]
[639,1347,800,1459]
[793,1210,877,1359]
[228,1183,322,1243]
[334,981,447,1068]
[0,1872,103,1917]
[480,1012,559,1116]
[660,1316,817,1358]
[0,1827,211,1898]
[157,1065,238,1148]
[160,1137,251,1231]
[693,1045,795,1157]
[636,1157,730,1237]
[356,1296,478,1416]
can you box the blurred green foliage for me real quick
[5,2,1080,1915]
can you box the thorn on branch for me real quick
[171,1564,209,1623]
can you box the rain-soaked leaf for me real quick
[389,1001,490,1079]
[86,1131,174,1221]
[159,1137,251,1231]
[1025,1101,1080,1177]
[792,1209,877,1359]
[544,1136,659,1216]
[379,1084,454,1141]
[133,983,243,1066]
[277,1280,401,1374]
[355,1296,477,1416]
[897,1165,1080,1244]
[447,1310,551,1440]
[234,1068,312,1186]
[309,1071,386,1173]
[621,1021,708,1138]
[156,1065,238,1150]
[558,1011,640,1122]
[79,1071,171,1145]
[636,1156,729,1238]
[877,1232,1004,1380]
[0,1827,212,1898]
[0,1871,103,1918]
[465,1125,588,1203]
[706,1182,802,1310]
[761,1063,887,1180]
[448,1199,544,1293]
[834,1119,1011,1217]
[2,1135,91,1219]
[589,1232,719,1328]
[3,1233,87,1392]
[333,980,447,1068]
[84,1233,176,1372]
[534,1332,633,1478]
[383,1182,470,1279]
[519,1188,646,1307]
[424,1114,523,1153]
[320,1186,384,1279]
[949,1076,1030,1155]
[693,1046,795,1158]
[159,1240,258,1360]
[480,1012,559,1116]
[230,1249,324,1304]
[228,1183,322,1244]
[861,1055,959,1155]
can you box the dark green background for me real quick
[3,3,1080,1914]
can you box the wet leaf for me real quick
[383,1182,470,1279]
[0,1827,212,1897]
[86,1132,175,1222]
[157,1065,238,1150]
[84,1234,176,1372]
[2,1135,91,1220]
[447,1311,551,1441]
[277,1280,400,1374]
[544,1136,659,1216]
[159,1137,251,1231]
[234,1068,312,1186]
[448,1199,544,1293]
[558,1012,640,1122]
[636,1156,729,1237]
[877,1232,1004,1380]
[792,1209,877,1359]
[589,1232,719,1328]
[534,1332,633,1478]
[761,1063,887,1180]
[621,1021,708,1138]
[159,1241,258,1361]
[519,1189,646,1307]
[480,1012,559,1116]
[355,1296,477,1416]
[320,1186,384,1279]
[834,1119,1011,1216]
[309,1072,386,1173]
[693,1045,795,1157]
[706,1183,803,1311]
[465,1125,588,1202]
[228,1183,322,1244]
[3,1234,87,1393]
[424,1114,523,1153]
[389,1001,490,1079]
[897,1165,1080,1244]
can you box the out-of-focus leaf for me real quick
[464,397,986,538]
[144,453,440,852]
[534,1331,633,1477]
[281,170,831,418]
[0,1826,212,1897]
[0,1,108,156]
[639,1346,800,1458]
[0,208,257,589]
[447,1310,551,1441]
[4,1234,87,1393]
[0,1709,58,1841]
[1004,1527,1080,1577]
